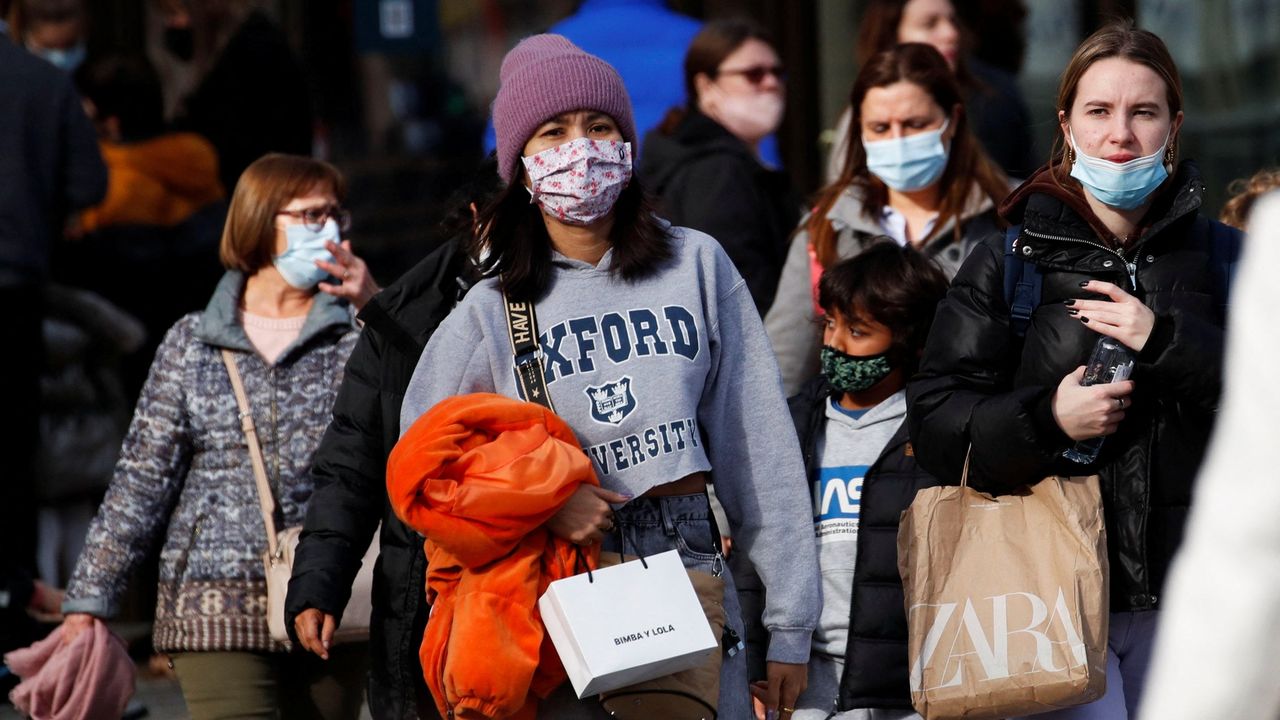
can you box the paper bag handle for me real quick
[960,445,972,489]
[575,523,648,584]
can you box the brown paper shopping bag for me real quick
[897,456,1109,720]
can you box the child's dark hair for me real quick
[817,241,949,373]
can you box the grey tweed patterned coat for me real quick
[64,271,359,652]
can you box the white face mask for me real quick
[702,83,785,144]
[522,137,633,226]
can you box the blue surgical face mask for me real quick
[29,42,86,73]
[1068,129,1171,210]
[863,119,951,192]
[274,219,339,290]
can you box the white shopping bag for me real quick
[539,549,718,698]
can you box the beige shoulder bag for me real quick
[222,349,378,645]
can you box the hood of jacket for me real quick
[999,161,1204,251]
[825,180,1001,251]
[196,270,355,361]
[639,109,759,195]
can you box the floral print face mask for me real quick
[522,137,632,226]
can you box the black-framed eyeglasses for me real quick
[716,64,787,85]
[277,205,352,232]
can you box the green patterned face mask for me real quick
[820,345,894,394]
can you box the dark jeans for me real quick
[1,284,42,575]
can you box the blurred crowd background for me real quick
[4,0,1278,627]
[44,0,1280,284]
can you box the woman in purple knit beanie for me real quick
[400,33,819,720]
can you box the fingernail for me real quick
[1063,299,1076,306]
[1079,317,1089,323]
[1067,309,1079,316]
[1079,281,1090,288]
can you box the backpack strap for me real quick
[1204,216,1243,308]
[1003,224,1041,338]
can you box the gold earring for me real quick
[1165,144,1176,165]
[1066,145,1075,165]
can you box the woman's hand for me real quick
[317,240,381,311]
[1067,280,1156,351]
[60,612,96,645]
[545,485,631,545]
[294,608,337,660]
[749,662,808,719]
[1052,366,1134,441]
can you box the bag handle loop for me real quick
[575,522,648,585]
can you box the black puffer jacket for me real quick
[640,109,799,315]
[791,377,943,710]
[285,239,472,720]
[908,161,1232,613]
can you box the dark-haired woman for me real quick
[909,22,1238,719]
[640,18,799,315]
[398,34,818,719]
[766,43,1010,395]
[827,0,1035,180]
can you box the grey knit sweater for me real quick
[64,272,358,652]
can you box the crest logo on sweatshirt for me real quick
[586,376,636,425]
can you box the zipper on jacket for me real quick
[1022,228,1139,290]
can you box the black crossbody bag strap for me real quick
[502,290,555,411]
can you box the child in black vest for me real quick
[786,242,947,719]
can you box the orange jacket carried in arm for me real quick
[387,393,598,720]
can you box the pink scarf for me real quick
[5,620,135,720]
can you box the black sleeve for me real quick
[907,237,1069,493]
[285,326,393,636]
[59,79,107,212]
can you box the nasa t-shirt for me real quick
[811,389,906,658]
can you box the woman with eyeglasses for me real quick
[640,17,799,315]
[765,43,1010,395]
[56,154,376,720]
